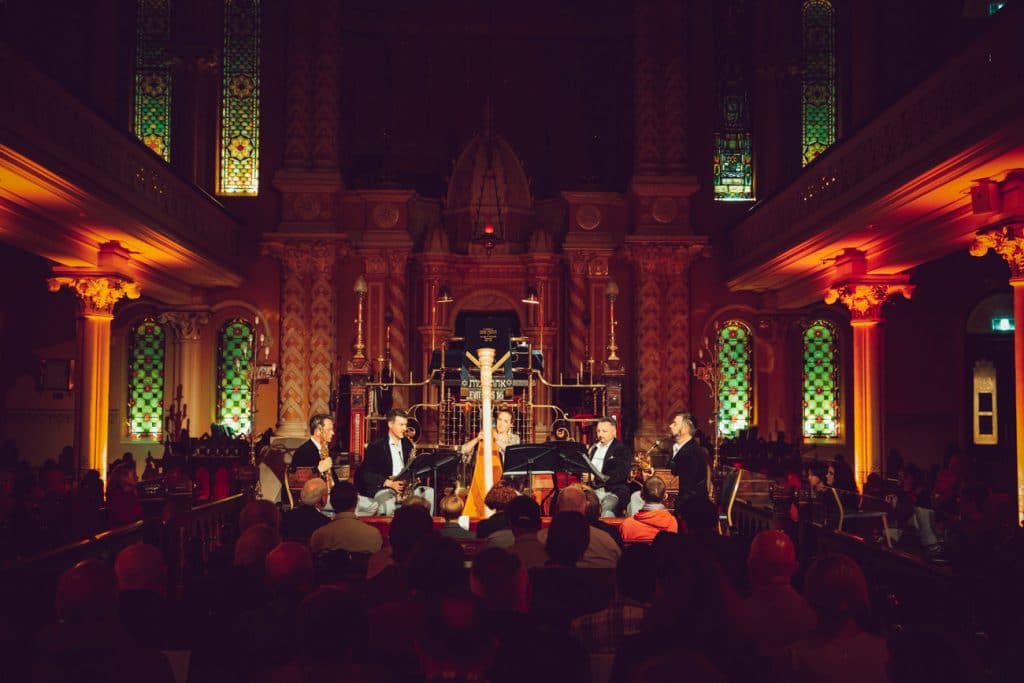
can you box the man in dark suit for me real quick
[291,413,335,474]
[357,408,413,516]
[668,411,709,512]
[587,416,631,517]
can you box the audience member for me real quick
[545,511,590,567]
[309,481,383,555]
[114,543,174,650]
[505,495,548,569]
[238,499,281,533]
[437,494,473,539]
[281,478,329,541]
[620,476,678,542]
[582,485,625,548]
[364,504,435,604]
[539,486,621,568]
[570,544,654,653]
[106,462,142,528]
[476,481,519,542]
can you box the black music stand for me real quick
[396,449,459,515]
[505,442,607,513]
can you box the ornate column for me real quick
[567,253,589,376]
[633,0,661,176]
[157,310,211,435]
[276,243,311,438]
[311,0,341,168]
[282,0,313,168]
[664,247,693,412]
[308,242,337,417]
[661,0,689,175]
[628,245,666,444]
[387,252,410,406]
[826,263,914,485]
[48,272,140,479]
[971,224,1024,522]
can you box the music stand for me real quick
[395,449,459,515]
[505,442,607,512]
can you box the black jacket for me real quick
[290,439,321,470]
[357,435,413,497]
[669,438,709,506]
[588,438,632,513]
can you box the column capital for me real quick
[157,310,211,341]
[48,272,140,318]
[970,224,1024,280]
[824,279,914,323]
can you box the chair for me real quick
[718,468,742,534]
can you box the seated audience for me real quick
[364,504,435,604]
[545,511,590,568]
[114,543,174,650]
[106,462,142,528]
[505,495,548,569]
[281,478,329,541]
[238,498,281,533]
[620,476,678,542]
[781,553,889,683]
[476,481,519,543]
[732,530,814,658]
[438,494,473,538]
[582,485,625,548]
[539,486,621,568]
[309,481,383,555]
[570,544,654,653]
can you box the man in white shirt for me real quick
[356,409,413,516]
[586,417,631,517]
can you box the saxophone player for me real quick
[357,409,414,516]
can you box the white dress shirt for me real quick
[591,441,611,474]
[389,439,404,476]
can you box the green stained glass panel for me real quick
[802,0,836,166]
[218,320,253,436]
[134,0,171,161]
[718,322,752,437]
[802,321,839,438]
[218,0,261,195]
[128,318,165,439]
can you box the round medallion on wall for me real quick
[651,197,678,224]
[373,202,401,229]
[576,204,602,231]
[294,194,321,221]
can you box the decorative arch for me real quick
[717,319,754,438]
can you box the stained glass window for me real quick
[218,0,261,195]
[802,320,839,438]
[133,0,172,161]
[717,321,753,437]
[128,318,166,440]
[218,319,254,436]
[713,0,754,202]
[989,2,1007,16]
[802,0,837,166]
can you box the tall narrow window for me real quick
[133,0,172,161]
[802,320,839,438]
[718,321,753,438]
[713,0,754,201]
[801,0,837,166]
[218,0,261,195]
[217,319,254,436]
[972,360,998,445]
[128,318,166,440]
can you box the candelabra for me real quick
[239,317,276,465]
[352,275,368,364]
[605,280,620,366]
[691,331,723,472]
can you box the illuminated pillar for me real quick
[971,225,1024,522]
[826,279,913,485]
[309,242,337,417]
[48,273,140,480]
[277,243,311,439]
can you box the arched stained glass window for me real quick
[717,321,753,437]
[801,0,837,166]
[802,320,839,438]
[128,318,166,440]
[133,0,172,161]
[218,319,254,436]
[218,0,261,195]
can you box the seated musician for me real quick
[356,409,414,516]
[586,416,631,517]
[290,413,336,480]
[460,408,520,462]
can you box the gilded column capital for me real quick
[158,310,211,341]
[309,242,337,276]
[48,274,140,318]
[824,281,914,323]
[970,224,1024,280]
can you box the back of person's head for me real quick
[406,534,466,596]
[809,460,830,483]
[748,530,797,585]
[471,548,528,612]
[414,593,497,681]
[239,499,281,532]
[505,495,542,532]
[439,494,465,521]
[483,481,518,512]
[804,553,869,627]
[545,511,590,567]
[652,534,697,610]
[234,523,282,568]
[402,495,432,512]
[300,478,328,507]
[555,485,587,515]
[329,481,358,513]
[265,541,315,595]
[582,487,602,521]
[389,504,435,564]
[298,587,367,657]
[616,544,656,603]
[642,476,667,504]
[56,559,118,624]
[114,543,167,596]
